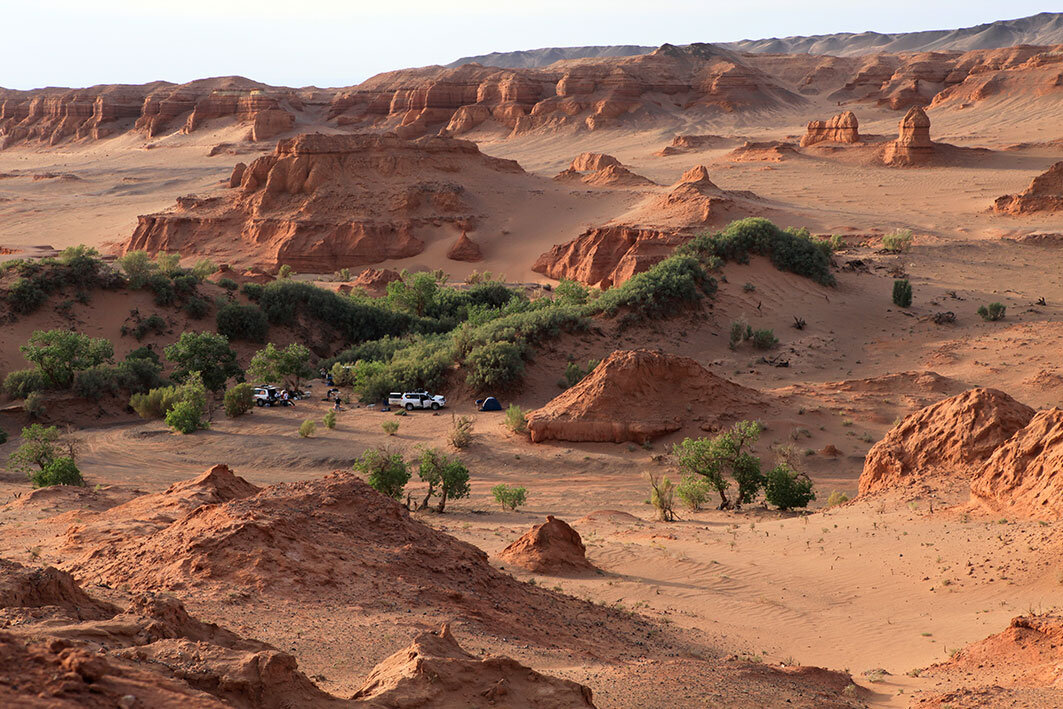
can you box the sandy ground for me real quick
[2,83,1063,707]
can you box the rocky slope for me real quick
[124,132,526,272]
[993,161,1063,214]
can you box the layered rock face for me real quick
[858,388,1035,496]
[970,408,1063,520]
[800,110,860,146]
[125,132,525,272]
[498,516,595,574]
[532,226,685,288]
[0,77,306,148]
[993,161,1063,214]
[526,349,762,443]
[881,106,936,166]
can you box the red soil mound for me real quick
[580,164,656,187]
[727,140,799,162]
[613,163,760,231]
[555,154,654,187]
[353,624,596,708]
[124,133,524,272]
[498,516,595,575]
[531,226,685,288]
[569,153,621,172]
[527,350,763,444]
[655,134,738,156]
[0,558,117,622]
[800,111,860,147]
[859,388,1034,496]
[993,161,1063,215]
[447,231,484,262]
[970,408,1063,520]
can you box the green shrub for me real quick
[191,259,218,279]
[560,359,599,389]
[673,421,764,510]
[130,386,183,419]
[354,448,410,499]
[7,424,63,478]
[117,251,156,289]
[165,400,207,434]
[8,277,47,314]
[0,429,6,444]
[729,320,749,349]
[164,331,242,394]
[505,404,527,435]
[491,483,527,511]
[676,474,713,511]
[3,369,49,398]
[893,279,912,308]
[381,420,399,436]
[217,277,239,291]
[416,447,471,512]
[882,229,913,253]
[596,254,717,318]
[154,252,182,276]
[277,264,293,279]
[183,297,210,319]
[299,419,316,438]
[223,383,254,418]
[216,303,269,342]
[145,273,176,306]
[555,279,591,305]
[24,392,46,419]
[241,282,264,301]
[132,314,167,340]
[826,490,850,507]
[31,457,83,488]
[764,463,816,510]
[448,415,473,449]
[466,340,525,390]
[323,410,337,429]
[19,330,114,390]
[978,303,1006,321]
[750,329,778,350]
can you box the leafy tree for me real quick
[465,340,524,390]
[491,483,527,511]
[223,383,254,418]
[247,343,313,391]
[154,252,182,276]
[764,463,816,510]
[354,449,410,500]
[672,421,765,510]
[216,303,269,342]
[32,457,83,488]
[117,250,156,288]
[19,330,113,389]
[416,447,471,513]
[8,425,83,487]
[164,331,241,394]
[165,400,206,434]
[386,271,443,317]
[676,474,713,511]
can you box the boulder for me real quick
[800,111,860,147]
[498,516,594,574]
[858,388,1034,496]
[993,161,1063,215]
[526,349,762,444]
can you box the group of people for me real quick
[320,369,342,410]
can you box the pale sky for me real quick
[1,1,1056,90]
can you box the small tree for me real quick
[504,404,527,435]
[673,421,764,510]
[165,400,207,434]
[893,279,912,308]
[448,415,473,449]
[223,383,254,418]
[676,474,713,511]
[33,457,83,488]
[646,472,677,521]
[764,463,816,510]
[465,340,525,390]
[381,420,399,436]
[323,410,337,429]
[416,447,471,513]
[164,331,242,394]
[386,270,442,317]
[19,329,114,389]
[492,483,527,511]
[354,449,410,500]
[248,343,313,392]
[299,419,316,438]
[978,303,1006,321]
[117,250,156,288]
[8,425,84,488]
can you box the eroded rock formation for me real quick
[881,106,935,166]
[532,226,685,288]
[125,132,525,271]
[526,350,762,443]
[800,110,860,146]
[447,231,483,261]
[993,161,1063,214]
[727,140,800,162]
[498,516,595,574]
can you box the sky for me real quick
[1,1,1057,90]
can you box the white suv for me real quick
[388,391,446,411]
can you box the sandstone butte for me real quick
[799,110,860,147]
[124,132,524,272]
[3,45,1063,148]
[881,106,936,166]
[498,516,595,574]
[993,160,1063,214]
[858,388,1035,497]
[526,349,762,444]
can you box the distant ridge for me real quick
[447,12,1063,68]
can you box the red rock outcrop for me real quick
[352,624,596,707]
[858,388,1035,497]
[622,163,757,227]
[727,140,799,162]
[969,408,1063,520]
[532,226,685,288]
[554,153,654,187]
[881,106,935,166]
[498,516,595,574]
[800,110,860,147]
[124,132,526,272]
[526,350,762,443]
[352,267,402,294]
[569,153,621,172]
[655,134,737,156]
[447,231,483,261]
[993,161,1063,214]
[581,164,656,187]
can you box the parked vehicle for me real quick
[388,391,446,411]
[253,385,293,407]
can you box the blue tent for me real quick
[477,396,502,411]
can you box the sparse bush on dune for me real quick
[676,474,713,511]
[505,404,528,435]
[750,329,778,350]
[764,463,816,510]
[323,410,337,429]
[223,383,254,418]
[978,302,1006,321]
[299,419,316,438]
[492,483,527,512]
[216,303,269,342]
[448,415,473,449]
[647,472,677,521]
[882,229,913,253]
[381,420,399,436]
[354,448,410,500]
